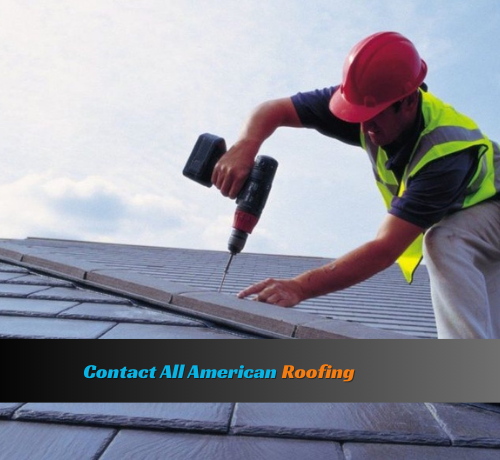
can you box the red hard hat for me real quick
[329,31,427,123]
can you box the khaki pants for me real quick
[423,200,500,339]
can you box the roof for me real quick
[0,237,436,339]
[0,258,252,340]
[0,237,499,458]
[0,403,499,459]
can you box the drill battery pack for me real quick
[183,133,227,187]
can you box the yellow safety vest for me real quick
[361,90,500,283]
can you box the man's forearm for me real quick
[237,238,399,307]
[238,98,302,146]
[293,239,397,300]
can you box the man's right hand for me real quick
[212,97,302,199]
[211,139,259,199]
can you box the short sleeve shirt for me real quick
[291,86,479,229]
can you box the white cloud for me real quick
[0,174,189,245]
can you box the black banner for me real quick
[4,339,500,402]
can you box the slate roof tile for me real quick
[85,269,201,304]
[344,442,500,460]
[0,272,26,282]
[99,322,248,339]
[231,403,449,444]
[0,284,50,297]
[0,420,114,460]
[172,291,314,338]
[15,403,234,432]
[427,403,500,447]
[0,403,23,417]
[101,430,344,460]
[0,298,79,316]
[58,302,204,326]
[0,263,28,273]
[6,274,74,287]
[0,316,116,339]
[28,286,132,304]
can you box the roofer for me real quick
[211,31,500,339]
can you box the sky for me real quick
[0,1,499,259]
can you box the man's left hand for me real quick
[237,278,304,307]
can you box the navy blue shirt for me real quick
[291,86,479,229]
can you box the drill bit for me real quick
[218,253,234,292]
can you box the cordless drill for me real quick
[183,133,278,291]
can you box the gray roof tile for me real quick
[344,442,500,460]
[0,263,28,273]
[0,298,78,316]
[99,322,248,339]
[0,316,115,338]
[294,317,413,339]
[59,302,203,326]
[427,403,500,447]
[6,274,74,287]
[28,286,132,304]
[0,272,26,282]
[0,403,23,417]
[86,268,200,304]
[15,403,234,432]
[0,420,114,460]
[101,430,344,460]
[0,284,50,297]
[173,291,313,338]
[231,403,449,444]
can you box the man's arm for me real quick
[212,97,302,199]
[237,214,424,307]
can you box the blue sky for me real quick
[0,1,499,258]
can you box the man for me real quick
[211,31,500,339]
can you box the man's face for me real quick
[361,104,408,147]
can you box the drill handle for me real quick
[236,155,279,218]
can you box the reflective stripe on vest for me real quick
[361,90,500,283]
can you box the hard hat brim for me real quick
[329,87,393,123]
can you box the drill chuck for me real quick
[227,228,248,255]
